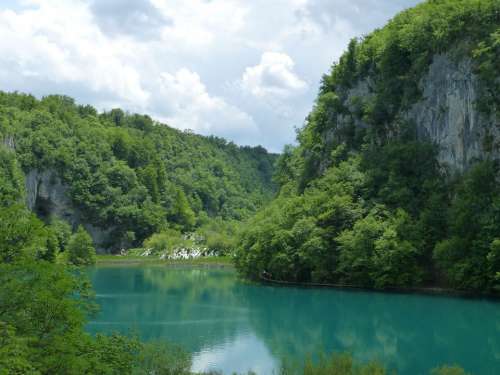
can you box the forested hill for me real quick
[0,91,277,251]
[236,0,500,293]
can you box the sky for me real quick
[0,0,420,152]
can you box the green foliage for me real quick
[49,218,72,253]
[143,228,191,255]
[170,189,196,230]
[0,322,39,375]
[297,0,500,187]
[0,163,479,374]
[278,354,469,375]
[0,1,498,372]
[236,155,366,283]
[336,210,385,287]
[87,333,142,374]
[237,151,429,288]
[197,218,239,255]
[238,141,499,292]
[361,139,444,216]
[0,205,48,263]
[431,366,471,375]
[132,341,191,375]
[0,91,277,250]
[302,353,385,375]
[433,161,500,291]
[473,29,500,117]
[0,260,94,374]
[0,146,25,205]
[368,209,423,288]
[235,0,500,293]
[0,180,198,374]
[337,208,423,288]
[66,225,97,265]
[488,239,500,291]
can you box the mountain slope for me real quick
[235,0,500,292]
[0,92,277,251]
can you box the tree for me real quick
[0,205,47,263]
[67,226,96,266]
[337,210,385,287]
[0,147,25,206]
[0,260,95,374]
[488,239,500,292]
[170,189,196,230]
[370,209,423,288]
[337,208,423,288]
[434,161,500,291]
[0,322,38,375]
[50,218,72,253]
[132,341,191,375]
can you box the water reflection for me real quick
[192,332,278,374]
[87,266,500,375]
[87,266,245,353]
[244,285,500,374]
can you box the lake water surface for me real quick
[87,266,500,374]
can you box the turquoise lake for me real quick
[87,266,500,374]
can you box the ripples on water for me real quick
[87,266,500,375]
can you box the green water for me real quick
[87,266,500,374]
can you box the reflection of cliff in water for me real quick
[88,266,500,375]
[87,266,247,353]
[241,285,500,375]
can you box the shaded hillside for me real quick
[236,0,500,292]
[0,91,277,250]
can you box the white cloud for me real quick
[152,0,248,52]
[298,0,420,34]
[89,0,171,40]
[0,0,150,108]
[157,68,259,142]
[0,0,419,151]
[242,52,307,99]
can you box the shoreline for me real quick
[93,257,499,300]
[95,255,234,267]
[259,275,500,300]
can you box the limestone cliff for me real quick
[324,52,498,173]
[25,169,113,252]
[408,54,498,171]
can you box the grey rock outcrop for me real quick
[324,52,498,172]
[25,169,112,252]
[407,54,499,171]
[26,169,76,220]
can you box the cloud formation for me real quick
[0,0,420,152]
[157,68,259,142]
[242,52,307,99]
[90,0,171,39]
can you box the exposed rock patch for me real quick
[25,169,112,252]
[325,53,499,172]
[407,54,499,171]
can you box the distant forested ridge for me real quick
[235,0,500,293]
[0,91,277,251]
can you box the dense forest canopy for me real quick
[235,0,500,293]
[0,91,277,251]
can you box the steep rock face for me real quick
[25,169,112,252]
[407,54,499,171]
[26,169,73,219]
[319,54,500,173]
[331,53,499,172]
